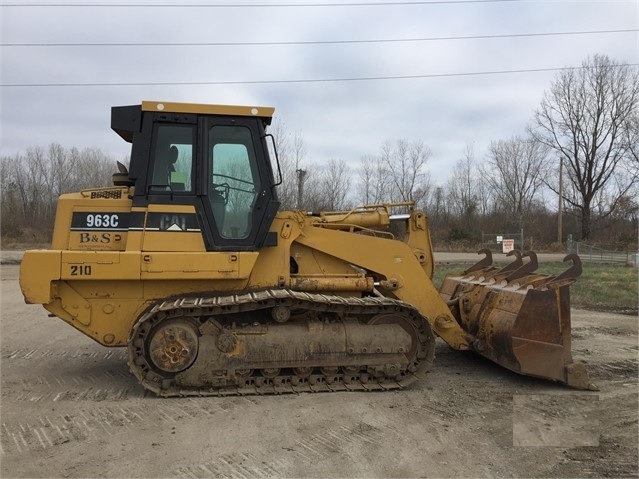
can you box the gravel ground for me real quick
[1,263,637,478]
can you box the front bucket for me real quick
[439,250,595,390]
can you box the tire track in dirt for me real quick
[168,389,510,479]
[1,406,144,455]
[1,347,135,403]
[0,396,260,456]
[170,420,388,478]
[289,422,384,461]
[2,371,135,403]
[173,451,282,478]
[1,348,127,361]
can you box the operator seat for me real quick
[167,145,185,191]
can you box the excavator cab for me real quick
[111,101,280,251]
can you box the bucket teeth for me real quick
[498,249,524,275]
[463,249,527,283]
[545,254,582,289]
[463,248,494,274]
[504,251,538,282]
[460,250,582,291]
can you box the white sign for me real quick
[502,239,515,253]
[496,235,503,243]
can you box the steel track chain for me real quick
[127,289,435,397]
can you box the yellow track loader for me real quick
[19,101,593,396]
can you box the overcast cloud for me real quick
[1,0,637,185]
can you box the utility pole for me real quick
[296,168,307,210]
[557,157,563,244]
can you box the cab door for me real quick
[199,116,280,251]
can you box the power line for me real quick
[3,28,636,47]
[3,64,638,88]
[0,0,529,7]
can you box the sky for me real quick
[0,0,637,187]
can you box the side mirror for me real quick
[113,161,134,187]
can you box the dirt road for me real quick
[1,263,637,478]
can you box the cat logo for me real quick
[159,214,187,231]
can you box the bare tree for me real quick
[624,106,639,177]
[425,185,447,221]
[446,145,482,235]
[304,159,352,211]
[74,147,115,190]
[358,154,390,205]
[482,136,548,228]
[323,158,351,211]
[0,156,23,237]
[529,54,639,239]
[269,120,307,210]
[380,139,432,207]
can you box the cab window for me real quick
[209,125,261,239]
[150,124,194,192]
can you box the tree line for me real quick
[1,144,116,242]
[274,54,638,249]
[2,54,637,250]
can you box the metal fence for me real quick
[481,231,524,253]
[567,237,638,264]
